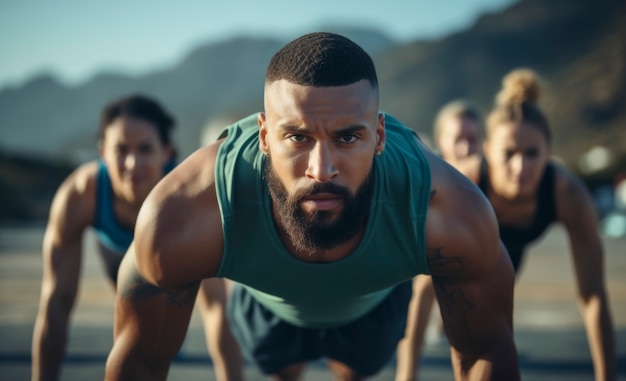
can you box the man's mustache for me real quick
[294,182,350,200]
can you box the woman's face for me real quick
[483,121,550,200]
[99,116,172,205]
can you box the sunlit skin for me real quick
[258,79,385,258]
[483,121,550,201]
[98,116,172,208]
[437,116,481,165]
[104,84,521,381]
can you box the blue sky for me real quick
[0,0,517,89]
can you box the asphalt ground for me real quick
[0,224,624,380]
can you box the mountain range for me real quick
[1,0,625,221]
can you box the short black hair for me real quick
[266,32,378,89]
[99,94,176,146]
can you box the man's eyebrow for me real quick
[335,125,367,135]
[276,125,367,135]
[277,124,307,133]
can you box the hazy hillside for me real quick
[1,0,625,221]
[2,0,623,168]
[0,28,394,163]
[377,0,626,171]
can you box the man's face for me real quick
[259,79,385,254]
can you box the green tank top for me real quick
[215,113,431,327]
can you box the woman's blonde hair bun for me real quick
[496,68,541,106]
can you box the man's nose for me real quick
[305,143,338,182]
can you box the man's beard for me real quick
[265,159,375,255]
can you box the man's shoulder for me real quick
[383,113,415,134]
[216,113,260,140]
[135,145,225,283]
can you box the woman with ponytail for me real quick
[397,69,616,381]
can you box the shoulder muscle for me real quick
[134,143,225,290]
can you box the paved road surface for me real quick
[0,224,624,380]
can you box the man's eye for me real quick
[338,135,357,144]
[288,135,308,143]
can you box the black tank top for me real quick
[478,163,558,272]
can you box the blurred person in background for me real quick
[396,69,616,381]
[31,94,242,381]
[431,99,483,182]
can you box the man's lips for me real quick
[301,193,342,211]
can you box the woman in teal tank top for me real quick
[31,95,242,381]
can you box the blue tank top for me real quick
[92,160,175,255]
[214,113,432,327]
[479,163,557,271]
[93,162,134,255]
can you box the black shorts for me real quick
[227,281,412,377]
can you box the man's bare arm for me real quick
[429,242,518,380]
[105,246,199,381]
[424,143,519,380]
[105,145,226,381]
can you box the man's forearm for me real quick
[450,333,520,381]
[105,349,170,381]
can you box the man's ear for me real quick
[258,112,270,155]
[376,112,386,154]
[97,140,104,158]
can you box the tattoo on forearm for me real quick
[427,247,473,315]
